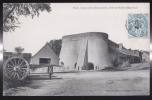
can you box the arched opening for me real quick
[86,62,94,70]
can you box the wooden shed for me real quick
[30,42,59,66]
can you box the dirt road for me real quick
[3,70,149,96]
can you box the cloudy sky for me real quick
[3,3,150,56]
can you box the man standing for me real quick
[48,65,53,79]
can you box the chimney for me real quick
[119,43,123,50]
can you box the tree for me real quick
[14,46,24,53]
[49,39,62,57]
[3,3,51,32]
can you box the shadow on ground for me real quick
[3,78,32,90]
[29,75,62,80]
[3,74,62,91]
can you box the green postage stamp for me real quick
[126,14,148,38]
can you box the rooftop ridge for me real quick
[62,32,108,39]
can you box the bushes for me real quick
[113,59,119,67]
[112,58,131,68]
[120,61,131,68]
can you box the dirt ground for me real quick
[3,70,149,96]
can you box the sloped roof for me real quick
[32,42,59,59]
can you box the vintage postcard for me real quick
[3,3,150,96]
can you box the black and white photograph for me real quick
[2,3,150,96]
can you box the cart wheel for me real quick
[3,56,30,81]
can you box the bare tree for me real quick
[3,3,51,32]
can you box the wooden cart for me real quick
[3,52,54,81]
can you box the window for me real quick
[39,58,51,65]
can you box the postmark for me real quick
[126,14,148,37]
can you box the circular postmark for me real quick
[126,14,148,37]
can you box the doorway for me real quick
[39,58,51,65]
[87,62,94,70]
[82,62,94,70]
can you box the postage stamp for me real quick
[126,14,148,38]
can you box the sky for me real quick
[3,3,150,56]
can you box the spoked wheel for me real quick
[3,56,30,81]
